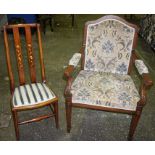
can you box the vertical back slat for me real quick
[25,26,37,83]
[13,27,26,85]
[3,26,15,94]
[37,24,46,83]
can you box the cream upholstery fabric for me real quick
[69,53,81,67]
[84,19,135,74]
[71,70,140,111]
[135,60,149,75]
[12,83,56,107]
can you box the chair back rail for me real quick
[3,23,46,94]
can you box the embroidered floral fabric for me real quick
[69,53,81,67]
[84,19,135,74]
[135,60,149,75]
[71,70,140,111]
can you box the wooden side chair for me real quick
[3,23,59,140]
[64,15,153,140]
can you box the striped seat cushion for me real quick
[12,83,56,107]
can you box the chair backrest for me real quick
[3,23,46,94]
[82,15,139,74]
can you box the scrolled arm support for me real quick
[64,77,73,97]
[132,51,153,106]
[64,52,81,79]
[142,73,153,89]
[64,52,82,97]
[64,66,74,97]
[69,53,81,67]
[64,65,75,80]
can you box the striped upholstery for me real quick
[12,83,56,107]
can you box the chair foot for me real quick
[12,110,20,140]
[127,135,133,141]
[56,123,59,129]
[56,124,59,129]
[53,102,59,129]
[67,127,71,133]
[128,110,142,141]
[65,103,72,133]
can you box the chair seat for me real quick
[71,70,140,111]
[12,83,57,108]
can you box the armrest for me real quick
[142,73,153,89]
[64,65,75,79]
[138,73,153,106]
[132,51,153,106]
[69,53,81,67]
[64,77,73,97]
[134,58,153,88]
[135,60,149,75]
[64,53,81,79]
[64,53,81,97]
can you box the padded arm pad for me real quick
[69,53,81,67]
[135,60,149,75]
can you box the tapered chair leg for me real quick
[12,110,19,140]
[53,102,59,129]
[65,103,72,133]
[128,110,142,141]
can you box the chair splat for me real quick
[13,27,25,85]
[25,26,37,83]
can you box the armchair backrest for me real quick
[82,15,139,74]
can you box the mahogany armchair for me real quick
[64,15,153,140]
[3,23,59,140]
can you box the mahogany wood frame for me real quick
[64,15,153,140]
[3,23,59,140]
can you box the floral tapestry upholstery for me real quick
[69,53,81,67]
[135,60,149,75]
[84,19,135,74]
[71,70,140,111]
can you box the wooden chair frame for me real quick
[3,23,59,140]
[64,15,153,140]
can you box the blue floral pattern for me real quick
[118,92,132,107]
[84,18,135,74]
[85,59,95,70]
[71,70,140,111]
[116,63,128,74]
[102,40,114,53]
[77,88,90,101]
